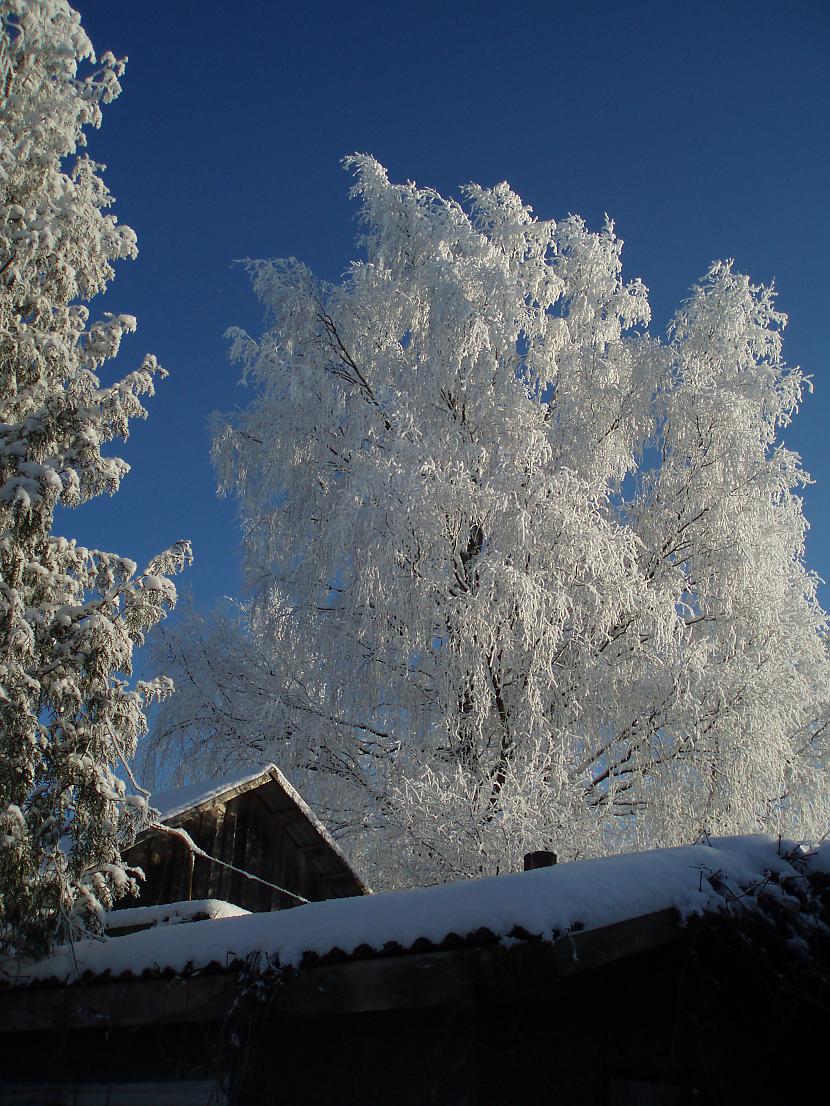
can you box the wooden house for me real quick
[118,763,368,913]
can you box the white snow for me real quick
[2,835,814,987]
[149,765,274,821]
[105,899,249,932]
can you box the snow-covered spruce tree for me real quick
[0,0,190,956]
[153,157,829,886]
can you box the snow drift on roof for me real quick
[105,899,249,932]
[5,835,824,988]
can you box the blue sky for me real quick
[66,0,830,615]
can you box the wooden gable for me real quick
[120,765,367,913]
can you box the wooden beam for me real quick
[0,907,684,1032]
[206,809,226,901]
[0,971,241,1033]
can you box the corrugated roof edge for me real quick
[0,907,687,1030]
[4,836,826,996]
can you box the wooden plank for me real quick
[174,822,196,903]
[206,808,226,901]
[554,907,682,976]
[156,837,176,907]
[229,799,248,908]
[293,827,310,902]
[245,796,270,912]
[0,971,241,1033]
[217,804,237,903]
[190,809,211,902]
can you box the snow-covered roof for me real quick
[149,765,278,822]
[5,835,826,988]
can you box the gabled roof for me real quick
[143,763,369,898]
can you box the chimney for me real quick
[523,850,557,871]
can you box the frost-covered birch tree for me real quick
[151,157,829,886]
[0,0,190,956]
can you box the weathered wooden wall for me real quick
[122,790,337,912]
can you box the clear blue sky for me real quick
[66,0,830,615]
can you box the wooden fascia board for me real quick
[264,767,370,894]
[0,907,684,1032]
[0,970,242,1034]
